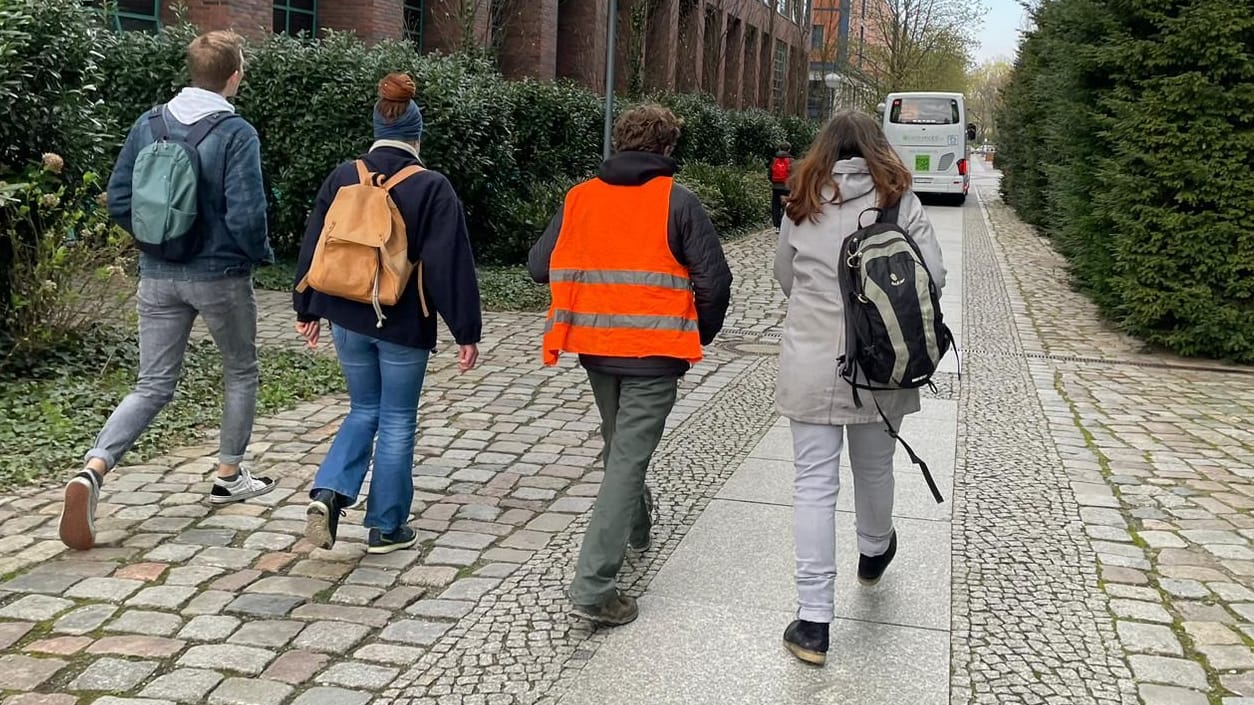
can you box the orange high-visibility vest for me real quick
[542,176,702,366]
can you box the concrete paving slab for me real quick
[556,596,947,705]
[647,499,951,631]
[722,402,956,521]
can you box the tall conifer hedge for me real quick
[997,0,1253,362]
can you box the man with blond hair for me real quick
[59,30,275,550]
[529,104,732,625]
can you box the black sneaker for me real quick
[59,469,102,551]
[783,619,830,665]
[571,591,639,626]
[857,530,898,586]
[628,486,654,551]
[305,489,346,550]
[209,466,276,505]
[367,525,419,554]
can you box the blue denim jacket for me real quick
[107,107,274,280]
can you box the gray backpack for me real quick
[129,107,235,262]
[837,200,956,503]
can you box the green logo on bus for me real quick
[915,154,931,172]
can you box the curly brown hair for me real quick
[612,104,683,155]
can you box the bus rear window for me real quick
[889,97,960,125]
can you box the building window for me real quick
[93,0,161,32]
[274,0,317,35]
[404,0,424,52]
[773,39,787,110]
[811,24,824,51]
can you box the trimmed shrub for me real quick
[779,115,820,156]
[508,79,604,184]
[0,1,110,176]
[481,176,576,266]
[659,93,730,166]
[725,108,788,167]
[0,0,113,327]
[677,162,772,236]
[6,11,794,268]
[997,0,1254,362]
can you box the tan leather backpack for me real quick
[296,160,429,327]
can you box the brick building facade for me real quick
[806,0,884,117]
[108,0,807,114]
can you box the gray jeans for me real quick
[87,276,258,470]
[569,371,679,606]
[791,418,899,623]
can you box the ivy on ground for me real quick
[0,334,344,488]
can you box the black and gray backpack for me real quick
[836,199,956,503]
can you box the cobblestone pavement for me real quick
[969,168,1253,705]
[0,231,789,705]
[3,173,1250,705]
[951,188,1135,705]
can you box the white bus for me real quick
[877,92,977,205]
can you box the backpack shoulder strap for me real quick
[184,111,239,149]
[383,165,424,191]
[147,107,170,142]
[354,160,376,186]
[879,198,903,226]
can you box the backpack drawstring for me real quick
[372,257,386,328]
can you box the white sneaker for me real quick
[209,466,276,505]
[59,469,101,551]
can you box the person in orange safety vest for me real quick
[527,104,732,627]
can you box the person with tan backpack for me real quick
[292,73,482,554]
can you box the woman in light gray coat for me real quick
[774,111,947,666]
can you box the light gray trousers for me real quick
[791,418,899,623]
[87,276,258,470]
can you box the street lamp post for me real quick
[602,0,619,160]
[823,72,842,116]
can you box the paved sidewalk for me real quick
[975,161,1254,705]
[0,158,1250,705]
[0,231,784,705]
[548,188,965,705]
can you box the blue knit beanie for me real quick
[374,73,423,141]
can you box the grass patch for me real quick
[0,332,343,489]
[253,257,298,292]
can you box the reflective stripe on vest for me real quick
[549,268,692,290]
[544,310,700,333]
[542,176,702,366]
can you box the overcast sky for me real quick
[974,0,1028,64]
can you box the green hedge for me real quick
[997,0,1254,363]
[4,5,815,271]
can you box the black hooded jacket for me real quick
[527,151,733,377]
[293,146,482,349]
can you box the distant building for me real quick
[807,0,881,118]
[100,0,808,114]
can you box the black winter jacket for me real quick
[527,151,733,377]
[293,145,482,349]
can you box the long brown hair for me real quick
[784,110,911,225]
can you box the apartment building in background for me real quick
[100,0,809,114]
[807,0,883,117]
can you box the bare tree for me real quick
[966,58,1011,141]
[858,0,983,96]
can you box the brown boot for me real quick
[571,591,639,626]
